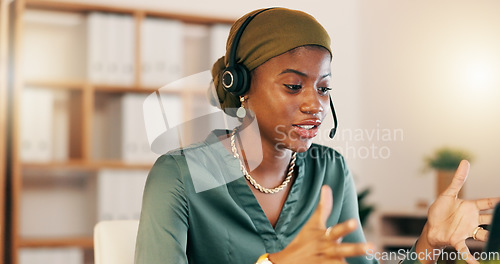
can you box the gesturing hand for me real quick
[269,185,371,264]
[422,160,500,264]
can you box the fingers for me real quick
[325,219,358,241]
[306,185,333,229]
[319,185,333,227]
[478,214,492,225]
[475,198,500,211]
[442,160,470,197]
[323,242,372,258]
[472,228,489,242]
[453,240,479,264]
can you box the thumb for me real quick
[314,185,333,228]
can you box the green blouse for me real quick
[135,130,394,264]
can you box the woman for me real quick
[135,8,498,264]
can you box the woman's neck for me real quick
[234,124,293,182]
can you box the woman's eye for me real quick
[318,87,332,94]
[284,84,302,91]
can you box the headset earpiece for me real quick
[221,8,273,96]
[222,64,250,96]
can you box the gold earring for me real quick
[236,96,246,118]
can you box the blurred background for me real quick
[1,0,500,263]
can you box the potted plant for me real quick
[424,147,473,198]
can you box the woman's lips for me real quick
[292,121,321,139]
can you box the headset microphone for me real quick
[329,94,338,139]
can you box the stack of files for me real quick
[20,87,54,162]
[21,87,70,162]
[121,93,161,163]
[93,93,159,163]
[97,169,148,221]
[87,12,135,86]
[20,248,83,264]
[209,23,231,67]
[140,17,184,88]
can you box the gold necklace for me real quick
[230,127,296,194]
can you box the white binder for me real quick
[122,94,158,163]
[97,169,148,221]
[87,12,107,84]
[20,88,54,162]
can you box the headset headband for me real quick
[227,8,275,67]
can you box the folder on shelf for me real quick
[140,17,155,88]
[141,17,184,88]
[158,18,184,86]
[97,169,148,221]
[122,94,159,163]
[20,87,54,162]
[93,93,159,162]
[116,14,135,86]
[87,12,107,84]
[104,13,120,85]
[88,13,135,86]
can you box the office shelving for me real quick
[7,0,234,263]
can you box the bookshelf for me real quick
[7,0,234,263]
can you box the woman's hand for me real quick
[418,160,500,264]
[268,185,371,264]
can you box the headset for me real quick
[221,8,338,139]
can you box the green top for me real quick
[135,130,413,264]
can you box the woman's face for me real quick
[245,46,332,153]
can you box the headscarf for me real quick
[210,7,332,117]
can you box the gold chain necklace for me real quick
[230,127,296,194]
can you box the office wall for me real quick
[354,0,500,210]
[52,0,500,211]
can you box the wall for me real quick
[355,0,500,210]
[51,0,500,211]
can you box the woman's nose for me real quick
[299,87,324,115]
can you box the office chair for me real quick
[94,220,139,264]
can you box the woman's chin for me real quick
[280,140,313,153]
[293,143,313,153]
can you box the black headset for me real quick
[221,8,272,96]
[221,8,338,139]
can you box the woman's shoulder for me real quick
[299,143,350,179]
[150,130,239,193]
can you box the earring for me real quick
[236,96,246,118]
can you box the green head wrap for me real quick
[211,7,332,117]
